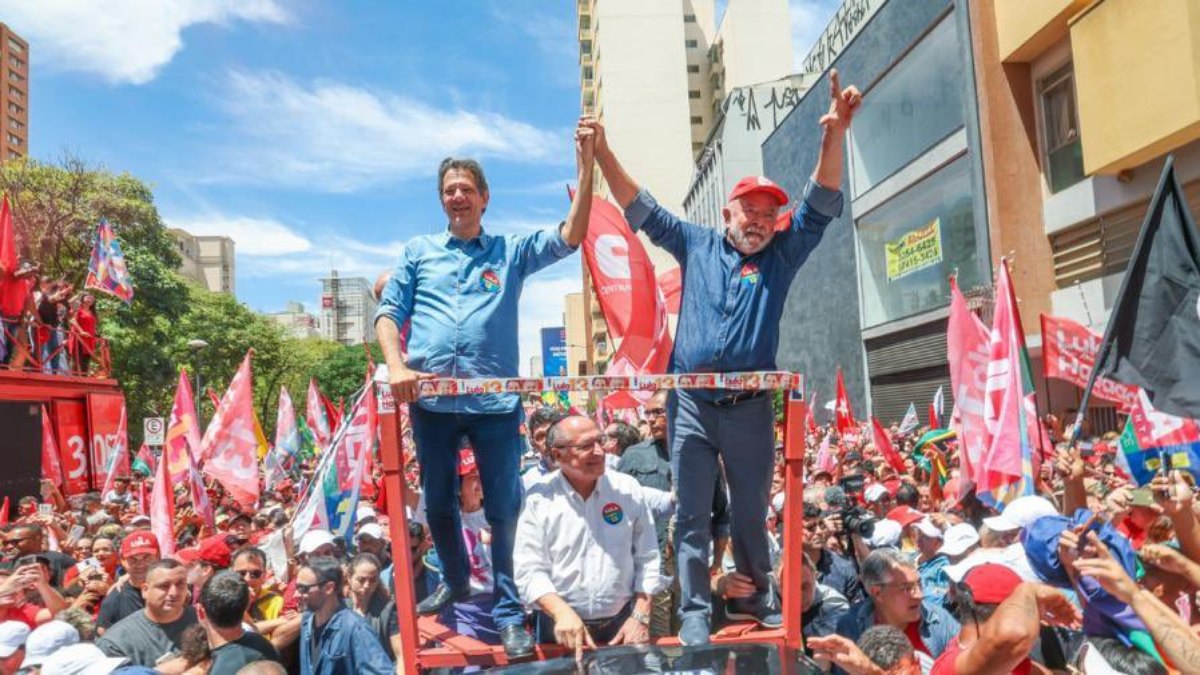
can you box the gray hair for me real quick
[438,157,489,195]
[860,549,914,589]
[546,415,596,451]
[860,625,915,670]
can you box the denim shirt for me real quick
[834,597,961,663]
[300,604,394,675]
[918,554,951,607]
[623,181,842,400]
[375,227,576,414]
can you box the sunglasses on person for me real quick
[236,569,264,580]
[294,580,329,595]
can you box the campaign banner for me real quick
[885,218,942,281]
[1041,314,1138,412]
[51,400,90,496]
[87,393,127,491]
[540,327,568,376]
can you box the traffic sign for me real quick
[144,417,165,445]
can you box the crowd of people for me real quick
[0,259,103,376]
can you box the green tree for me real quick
[310,342,382,404]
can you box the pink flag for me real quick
[41,406,64,488]
[871,417,907,474]
[306,379,332,450]
[947,276,990,484]
[980,260,1033,497]
[101,401,130,497]
[149,446,176,555]
[165,370,202,484]
[200,353,261,507]
[814,433,837,474]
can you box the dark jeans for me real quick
[409,405,524,628]
[534,602,632,645]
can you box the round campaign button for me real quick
[602,502,624,525]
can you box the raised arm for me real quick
[560,120,596,248]
[813,69,861,191]
[953,582,1080,675]
[587,117,641,209]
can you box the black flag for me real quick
[1093,156,1200,419]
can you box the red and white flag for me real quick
[307,379,332,450]
[1041,313,1138,412]
[980,260,1034,497]
[41,406,64,488]
[871,416,907,474]
[149,445,176,555]
[165,370,202,484]
[200,352,261,507]
[947,276,989,483]
[101,401,130,497]
[834,368,857,439]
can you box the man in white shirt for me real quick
[515,415,661,657]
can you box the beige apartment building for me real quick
[0,24,28,160]
[170,229,236,295]
[577,0,793,372]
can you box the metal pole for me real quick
[781,381,807,655]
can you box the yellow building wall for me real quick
[994,0,1091,62]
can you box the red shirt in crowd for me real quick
[0,273,33,318]
[929,638,1032,675]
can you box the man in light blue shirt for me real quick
[375,127,594,658]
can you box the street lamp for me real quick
[187,339,209,429]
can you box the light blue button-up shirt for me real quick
[375,226,576,414]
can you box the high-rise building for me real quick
[577,0,794,373]
[266,301,321,339]
[169,229,236,295]
[319,270,377,346]
[0,24,28,161]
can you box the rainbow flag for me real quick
[85,218,134,303]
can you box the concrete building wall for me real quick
[320,272,378,346]
[169,229,235,295]
[0,25,28,160]
[710,0,793,101]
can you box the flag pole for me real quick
[1069,156,1178,445]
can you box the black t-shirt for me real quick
[97,582,145,631]
[35,550,77,588]
[95,607,198,667]
[209,632,281,675]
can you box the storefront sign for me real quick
[885,218,942,281]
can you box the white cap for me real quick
[864,484,889,503]
[866,519,902,549]
[0,621,28,658]
[298,529,336,555]
[39,643,127,675]
[355,523,386,541]
[771,492,785,515]
[912,519,943,539]
[937,523,980,557]
[355,504,378,523]
[983,495,1059,533]
[22,620,80,667]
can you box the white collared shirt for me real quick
[515,470,662,620]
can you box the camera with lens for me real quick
[841,506,876,540]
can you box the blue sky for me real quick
[6,0,839,367]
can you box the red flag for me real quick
[0,497,8,526]
[871,417,907,475]
[658,267,682,316]
[980,260,1034,498]
[834,368,857,438]
[1130,387,1200,449]
[0,196,15,274]
[165,370,202,484]
[200,352,261,507]
[323,394,342,433]
[206,388,220,410]
[101,401,130,497]
[928,403,940,429]
[576,192,673,409]
[306,379,332,450]
[41,406,64,488]
[947,276,989,484]
[149,445,176,555]
[136,443,156,476]
[1041,314,1138,412]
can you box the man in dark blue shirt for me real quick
[376,127,596,658]
[586,70,861,645]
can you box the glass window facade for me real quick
[848,16,967,197]
[856,156,987,327]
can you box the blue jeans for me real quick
[409,405,524,628]
[669,390,775,622]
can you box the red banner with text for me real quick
[87,393,127,491]
[1040,314,1137,412]
[52,400,90,496]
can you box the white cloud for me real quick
[518,271,582,376]
[789,0,844,71]
[0,0,290,85]
[207,70,568,192]
[167,214,312,256]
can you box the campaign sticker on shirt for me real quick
[602,502,623,525]
[481,269,502,293]
[740,262,760,286]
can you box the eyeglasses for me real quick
[295,581,326,595]
[236,569,264,580]
[552,438,603,454]
[877,582,921,596]
[644,408,666,417]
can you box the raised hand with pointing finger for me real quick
[818,68,862,134]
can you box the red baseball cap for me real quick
[886,505,925,528]
[963,563,1023,604]
[178,534,233,568]
[728,176,789,207]
[120,531,161,559]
